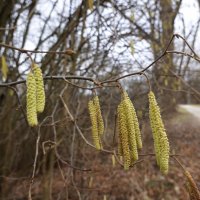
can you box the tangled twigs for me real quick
[0,33,200,90]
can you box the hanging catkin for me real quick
[123,92,142,149]
[93,96,104,135]
[26,72,38,126]
[121,96,138,161]
[149,93,160,165]
[148,91,170,174]
[117,102,131,170]
[88,99,101,150]
[184,170,200,200]
[117,91,143,169]
[33,64,45,113]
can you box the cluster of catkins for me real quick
[117,91,142,170]
[26,64,45,126]
[88,90,170,174]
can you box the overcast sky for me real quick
[19,0,200,75]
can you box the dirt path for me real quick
[179,104,200,120]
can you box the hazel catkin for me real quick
[26,72,38,126]
[123,92,142,149]
[121,97,138,161]
[117,91,143,169]
[117,102,131,170]
[184,170,200,200]
[88,99,101,150]
[93,96,104,135]
[148,91,170,174]
[33,64,45,113]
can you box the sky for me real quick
[17,0,200,75]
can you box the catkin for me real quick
[123,92,142,149]
[117,102,131,170]
[26,72,38,126]
[122,97,138,161]
[149,95,161,166]
[117,91,143,169]
[148,91,170,174]
[184,170,200,200]
[88,100,101,150]
[93,96,104,135]
[33,64,45,113]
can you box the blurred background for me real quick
[0,0,200,199]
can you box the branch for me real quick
[0,75,96,87]
[0,42,75,55]
[0,33,200,93]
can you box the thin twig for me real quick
[0,42,75,55]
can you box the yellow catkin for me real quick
[26,72,38,126]
[93,96,104,135]
[121,97,138,161]
[117,102,131,170]
[33,64,45,113]
[184,170,200,200]
[123,92,142,149]
[149,95,160,165]
[148,91,170,174]
[88,100,101,150]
